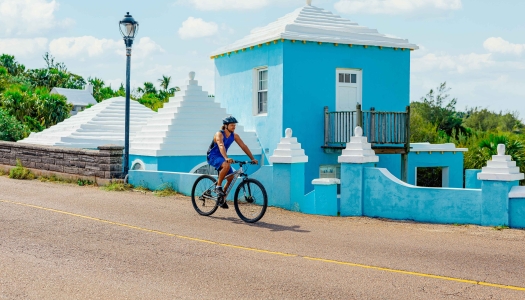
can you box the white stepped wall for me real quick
[18,97,155,149]
[131,72,261,157]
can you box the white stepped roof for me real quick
[131,72,262,157]
[211,2,417,56]
[18,97,155,149]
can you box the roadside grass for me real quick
[103,180,134,192]
[493,225,510,231]
[153,183,178,197]
[39,174,97,186]
[0,169,6,176]
[9,159,35,180]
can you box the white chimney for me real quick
[85,83,94,95]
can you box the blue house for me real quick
[212,2,418,190]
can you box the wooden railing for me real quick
[324,104,411,148]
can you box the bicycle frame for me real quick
[203,161,250,200]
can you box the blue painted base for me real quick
[509,198,525,228]
[481,181,518,226]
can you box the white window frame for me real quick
[252,67,268,116]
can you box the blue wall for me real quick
[215,40,411,193]
[215,44,284,166]
[363,168,481,224]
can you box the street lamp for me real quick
[119,12,139,177]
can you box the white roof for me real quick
[211,3,417,56]
[18,97,155,149]
[51,88,97,107]
[130,72,261,157]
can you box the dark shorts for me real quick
[208,156,234,175]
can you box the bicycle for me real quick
[191,161,268,223]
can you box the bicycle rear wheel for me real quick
[191,175,219,216]
[234,178,268,223]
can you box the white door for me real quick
[336,69,362,111]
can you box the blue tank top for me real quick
[207,130,235,160]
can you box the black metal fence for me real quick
[324,105,410,147]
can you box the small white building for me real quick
[51,84,97,115]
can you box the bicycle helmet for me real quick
[223,116,238,125]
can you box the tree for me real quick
[413,82,464,137]
[0,54,25,76]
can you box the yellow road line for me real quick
[2,199,524,292]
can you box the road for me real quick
[1,176,524,299]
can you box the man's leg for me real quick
[217,161,231,187]
[223,175,234,196]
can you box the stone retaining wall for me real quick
[0,141,124,179]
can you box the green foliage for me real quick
[0,108,30,141]
[103,181,134,191]
[463,107,523,134]
[153,183,177,197]
[9,159,35,180]
[412,82,465,137]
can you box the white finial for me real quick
[306,0,312,5]
[497,144,505,156]
[189,71,195,80]
[355,126,363,137]
[285,128,292,138]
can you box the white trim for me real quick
[190,161,210,174]
[509,186,525,199]
[253,66,268,116]
[336,68,362,112]
[131,159,145,171]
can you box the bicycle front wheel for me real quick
[234,178,268,223]
[191,175,219,216]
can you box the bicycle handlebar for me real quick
[233,160,257,165]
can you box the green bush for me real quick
[9,159,35,180]
[0,108,29,141]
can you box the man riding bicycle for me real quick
[207,116,258,209]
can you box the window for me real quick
[338,73,357,83]
[257,68,268,114]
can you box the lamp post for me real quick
[119,12,139,177]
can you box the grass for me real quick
[0,169,6,176]
[39,174,97,186]
[493,225,510,231]
[9,159,35,180]
[102,180,134,192]
[153,183,177,197]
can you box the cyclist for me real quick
[207,116,258,209]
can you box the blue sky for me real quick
[1,0,524,119]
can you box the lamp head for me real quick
[119,12,139,40]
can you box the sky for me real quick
[0,0,524,119]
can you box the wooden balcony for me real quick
[323,104,411,180]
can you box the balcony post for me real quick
[324,106,329,147]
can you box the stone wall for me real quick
[0,141,124,179]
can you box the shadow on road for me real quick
[210,216,310,233]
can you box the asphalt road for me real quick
[1,176,525,299]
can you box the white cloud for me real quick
[334,0,462,15]
[412,52,493,74]
[0,38,48,57]
[48,36,164,60]
[49,36,121,58]
[180,0,271,10]
[133,37,165,59]
[178,17,218,39]
[483,37,525,56]
[0,0,73,36]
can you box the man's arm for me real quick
[215,132,233,162]
[234,134,258,164]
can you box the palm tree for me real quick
[158,75,171,91]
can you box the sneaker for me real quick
[219,201,229,209]
[215,186,225,197]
